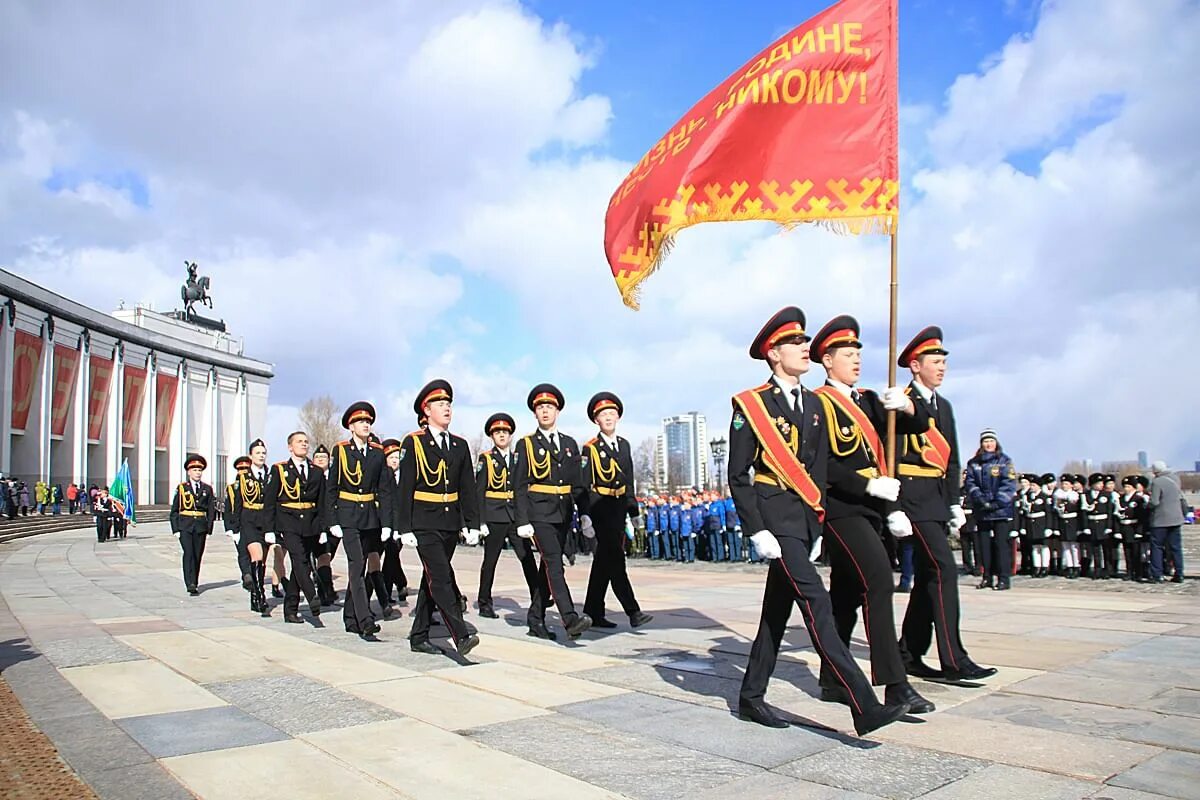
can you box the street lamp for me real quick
[710,436,727,492]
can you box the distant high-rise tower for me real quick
[660,412,709,490]
[1138,450,1149,469]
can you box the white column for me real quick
[137,354,156,503]
[72,338,90,486]
[0,305,13,476]
[37,322,53,482]
[207,368,218,464]
[235,374,248,475]
[171,362,188,491]
[106,345,124,482]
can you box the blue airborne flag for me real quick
[109,458,136,524]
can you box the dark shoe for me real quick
[590,617,618,629]
[904,656,943,680]
[737,699,788,729]
[995,582,1010,591]
[309,600,322,617]
[527,624,557,641]
[272,583,284,598]
[459,594,469,615]
[456,634,480,658]
[819,685,851,706]
[1172,575,1184,583]
[566,614,593,639]
[363,621,381,636]
[897,579,911,593]
[853,701,909,736]
[886,681,935,714]
[284,613,303,624]
[241,574,253,591]
[410,640,440,654]
[629,611,653,628]
[478,604,499,619]
[942,660,997,682]
[187,587,199,596]
[976,579,993,590]
[359,632,381,642]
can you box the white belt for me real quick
[1059,512,1077,519]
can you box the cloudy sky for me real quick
[2,0,1197,471]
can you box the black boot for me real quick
[317,565,337,605]
[257,563,271,617]
[369,572,395,619]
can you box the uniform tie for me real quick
[299,462,307,481]
[549,433,560,455]
[440,432,450,452]
[791,387,801,412]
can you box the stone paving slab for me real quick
[1106,751,1200,799]
[35,634,146,668]
[115,705,289,758]
[59,659,227,719]
[207,674,401,735]
[775,741,987,800]
[344,675,550,731]
[918,763,1100,800]
[688,771,887,800]
[429,661,629,708]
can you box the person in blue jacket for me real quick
[690,501,705,561]
[655,499,670,560]
[678,500,695,562]
[724,493,742,561]
[706,492,726,561]
[963,428,1018,590]
[645,497,660,559]
[666,498,681,560]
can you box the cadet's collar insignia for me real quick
[732,412,745,430]
[990,466,1000,477]
[812,413,819,427]
[581,455,589,469]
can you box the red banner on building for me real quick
[155,373,178,449]
[87,355,114,442]
[50,345,81,437]
[121,365,148,447]
[11,330,44,432]
[604,0,898,308]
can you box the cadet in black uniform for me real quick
[1020,474,1054,577]
[325,402,392,641]
[223,455,254,595]
[396,380,480,658]
[808,315,934,715]
[514,384,594,642]
[581,392,653,631]
[730,307,908,736]
[895,327,996,682]
[1054,473,1083,578]
[369,438,403,622]
[264,431,326,624]
[231,439,274,616]
[476,413,541,620]
[170,454,216,596]
[310,444,339,606]
[1118,476,1147,581]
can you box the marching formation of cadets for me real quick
[162,306,1184,739]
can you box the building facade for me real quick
[0,269,273,504]
[656,412,709,491]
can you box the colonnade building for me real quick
[0,268,273,503]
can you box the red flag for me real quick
[604,0,898,308]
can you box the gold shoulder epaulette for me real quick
[336,439,350,447]
[368,441,383,450]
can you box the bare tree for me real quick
[1060,460,1089,477]
[633,437,656,493]
[298,396,341,452]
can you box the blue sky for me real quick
[2,0,1198,470]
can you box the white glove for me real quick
[949,505,967,529]
[173,531,181,539]
[1009,529,1019,538]
[517,524,535,539]
[866,477,901,502]
[809,534,823,563]
[1053,488,1069,501]
[318,532,328,544]
[887,510,913,538]
[1066,490,1079,503]
[329,525,344,539]
[380,528,392,543]
[882,386,909,411]
[750,530,782,560]
[479,524,490,539]
[225,530,234,539]
[581,515,596,539]
[463,528,480,546]
[232,532,242,545]
[264,532,276,545]
[400,532,418,548]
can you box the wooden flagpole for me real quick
[886,231,898,475]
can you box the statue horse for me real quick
[181,261,212,317]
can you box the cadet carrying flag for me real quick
[604,0,898,309]
[109,458,136,524]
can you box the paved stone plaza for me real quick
[1,522,1197,800]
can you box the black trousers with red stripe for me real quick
[528,521,582,630]
[409,529,469,645]
[899,519,970,670]
[822,516,906,687]
[739,535,880,717]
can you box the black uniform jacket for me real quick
[395,428,479,533]
[229,469,271,531]
[819,385,924,523]
[170,481,216,535]
[514,429,589,526]
[323,439,392,531]
[727,379,828,541]
[582,434,638,526]
[266,459,327,536]
[897,381,962,523]
[477,448,518,526]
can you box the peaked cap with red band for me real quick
[749,306,809,360]
[414,379,453,416]
[341,401,376,429]
[527,383,564,411]
[185,453,207,471]
[233,455,252,471]
[381,438,402,457]
[588,391,623,420]
[898,325,948,367]
[484,412,515,436]
[811,314,862,361]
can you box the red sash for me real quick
[733,389,825,522]
[920,421,952,473]
[814,386,889,477]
